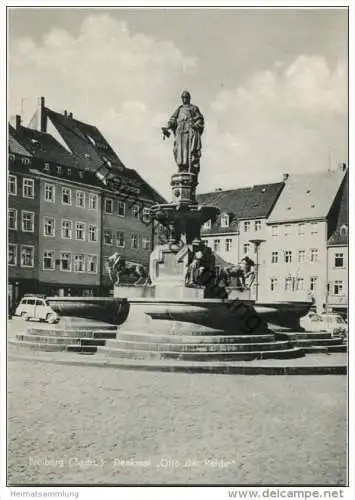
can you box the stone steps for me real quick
[117,331,276,344]
[105,338,292,353]
[292,338,343,348]
[27,328,117,339]
[285,332,334,340]
[96,345,305,362]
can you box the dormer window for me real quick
[340,225,348,237]
[21,158,30,166]
[221,213,230,228]
[44,162,50,172]
[203,220,212,231]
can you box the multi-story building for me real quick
[9,98,165,298]
[198,182,285,299]
[10,120,103,297]
[8,130,40,310]
[42,101,164,294]
[264,166,348,309]
[327,171,348,318]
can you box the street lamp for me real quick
[249,239,265,302]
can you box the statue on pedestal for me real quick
[162,90,204,175]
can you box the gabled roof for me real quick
[197,182,284,232]
[46,107,166,204]
[9,124,77,168]
[268,168,347,223]
[46,108,126,172]
[8,132,32,157]
[328,173,348,246]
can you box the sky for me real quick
[7,7,348,198]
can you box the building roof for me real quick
[9,124,77,168]
[328,172,348,246]
[268,168,347,224]
[46,107,165,204]
[8,133,32,157]
[197,182,284,233]
[46,108,126,172]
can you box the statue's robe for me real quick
[167,104,204,173]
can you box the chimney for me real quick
[68,112,73,119]
[283,173,289,181]
[64,110,68,117]
[40,96,47,133]
[338,162,347,172]
[16,114,21,130]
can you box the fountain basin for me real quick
[47,297,130,325]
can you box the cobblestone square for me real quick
[7,351,347,485]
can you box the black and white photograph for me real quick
[2,1,352,495]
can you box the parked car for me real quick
[15,295,59,324]
[300,312,347,337]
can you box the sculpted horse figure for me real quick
[106,252,149,286]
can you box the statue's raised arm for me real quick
[162,90,204,175]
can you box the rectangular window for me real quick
[44,183,55,203]
[142,207,150,223]
[310,248,318,263]
[243,243,250,255]
[88,193,98,210]
[131,205,140,219]
[131,234,139,249]
[243,221,250,232]
[104,230,113,246]
[8,244,17,266]
[21,211,34,232]
[225,239,232,252]
[88,224,97,242]
[8,175,17,195]
[295,278,304,291]
[8,208,17,230]
[334,253,344,268]
[116,231,125,247]
[61,220,72,239]
[117,201,125,217]
[298,250,305,264]
[21,245,34,267]
[270,278,277,291]
[285,277,293,292]
[74,254,85,273]
[76,222,86,241]
[60,252,71,272]
[221,214,230,228]
[310,223,318,234]
[87,255,98,273]
[44,162,50,172]
[298,223,305,235]
[310,276,317,292]
[284,251,292,263]
[43,251,55,270]
[284,225,291,236]
[104,198,113,214]
[23,178,34,198]
[44,216,55,237]
[203,220,211,230]
[272,225,279,237]
[62,187,72,205]
[57,166,62,175]
[271,251,278,264]
[213,239,220,252]
[142,236,151,250]
[76,191,85,208]
[333,281,344,296]
[255,220,261,231]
